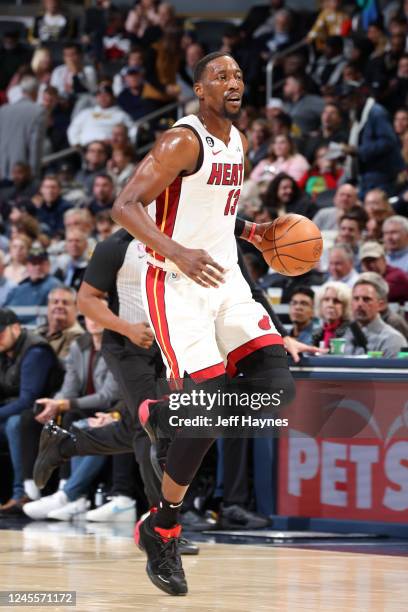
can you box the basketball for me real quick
[260,214,323,276]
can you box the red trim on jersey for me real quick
[145,265,182,388]
[190,361,226,383]
[147,176,183,263]
[226,334,284,377]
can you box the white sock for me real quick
[58,479,67,491]
[24,480,41,501]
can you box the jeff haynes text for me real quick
[168,415,289,428]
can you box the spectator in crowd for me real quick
[312,281,352,349]
[177,42,205,101]
[313,183,359,231]
[110,123,131,149]
[0,31,32,93]
[107,145,136,191]
[283,75,325,135]
[0,163,39,216]
[0,252,16,306]
[55,229,89,291]
[50,42,97,98]
[36,285,84,360]
[339,81,404,195]
[22,314,120,520]
[343,276,406,357]
[307,0,350,50]
[240,0,284,40]
[393,108,408,144]
[95,210,115,241]
[363,188,394,241]
[4,236,30,285]
[83,174,115,217]
[249,134,309,183]
[67,82,134,147]
[336,213,364,254]
[310,36,347,89]
[298,146,343,200]
[5,246,61,324]
[33,0,76,43]
[30,47,53,102]
[302,102,349,162]
[101,6,132,63]
[383,215,408,273]
[327,244,360,287]
[40,85,71,153]
[247,119,271,167]
[0,309,61,515]
[125,0,160,41]
[358,271,408,341]
[63,208,94,240]
[117,66,158,120]
[263,173,316,219]
[113,48,145,97]
[75,141,110,196]
[360,241,408,304]
[34,175,72,236]
[0,77,46,180]
[288,287,317,345]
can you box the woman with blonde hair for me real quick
[312,281,352,348]
[250,134,309,183]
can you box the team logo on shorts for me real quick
[206,136,214,147]
[258,315,271,330]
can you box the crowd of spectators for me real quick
[0,0,408,526]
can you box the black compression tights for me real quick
[164,345,296,486]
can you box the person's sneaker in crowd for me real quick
[216,504,271,530]
[134,513,187,596]
[47,497,90,521]
[24,480,41,501]
[33,420,76,489]
[0,496,32,517]
[136,508,199,556]
[86,496,136,522]
[23,490,68,520]
[180,509,217,532]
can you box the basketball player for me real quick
[108,52,298,596]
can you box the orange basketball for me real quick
[260,214,323,276]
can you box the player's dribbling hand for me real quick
[126,321,155,348]
[173,247,225,288]
[250,222,274,251]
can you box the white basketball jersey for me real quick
[146,114,245,273]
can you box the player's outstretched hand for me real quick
[283,336,328,363]
[173,247,225,287]
[125,321,155,348]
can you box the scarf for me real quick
[322,319,343,348]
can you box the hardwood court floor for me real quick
[0,528,406,612]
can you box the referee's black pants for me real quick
[71,339,166,507]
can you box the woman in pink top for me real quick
[250,134,310,183]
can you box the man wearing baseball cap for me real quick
[360,241,408,304]
[0,308,61,515]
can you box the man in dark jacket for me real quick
[0,309,61,515]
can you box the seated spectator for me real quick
[363,188,394,241]
[107,145,136,191]
[0,30,32,93]
[22,315,120,521]
[67,82,134,147]
[0,309,61,516]
[75,141,110,196]
[110,123,131,149]
[393,108,408,145]
[259,264,325,304]
[125,0,160,41]
[9,215,41,245]
[36,285,84,360]
[247,119,271,167]
[240,0,284,41]
[288,287,317,345]
[327,243,360,287]
[5,246,61,324]
[263,173,316,219]
[312,281,352,349]
[256,8,295,59]
[101,6,131,63]
[358,271,408,341]
[383,215,408,273]
[301,102,348,162]
[33,0,76,43]
[250,134,309,183]
[336,213,365,255]
[50,42,97,99]
[33,175,72,237]
[40,85,71,153]
[117,66,159,120]
[0,252,16,306]
[283,75,325,136]
[343,276,406,357]
[306,0,350,50]
[313,183,359,231]
[4,236,30,285]
[82,174,115,217]
[360,241,408,304]
[0,162,39,219]
[95,210,115,242]
[177,42,205,101]
[339,81,404,195]
[298,146,343,200]
[55,229,89,291]
[366,21,388,59]
[56,162,87,205]
[112,47,145,96]
[310,35,347,89]
[386,53,408,113]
